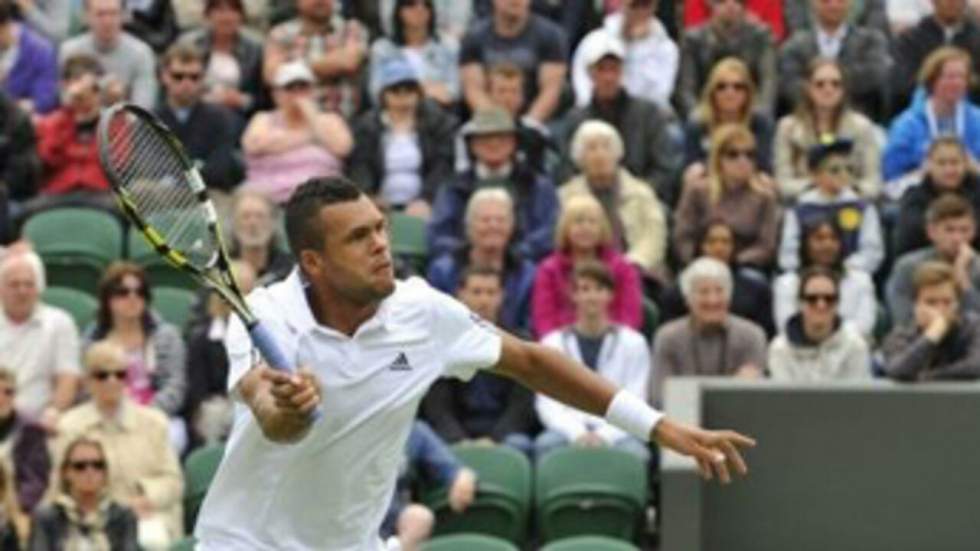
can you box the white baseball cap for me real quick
[581,32,626,67]
[274,60,315,87]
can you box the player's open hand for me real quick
[263,366,322,419]
[653,417,756,484]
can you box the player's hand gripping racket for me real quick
[97,103,321,421]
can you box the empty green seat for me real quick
[151,286,197,331]
[422,534,519,551]
[541,535,640,551]
[183,444,224,533]
[535,447,647,543]
[41,286,98,331]
[422,445,531,544]
[168,536,197,551]
[388,212,428,270]
[22,207,123,264]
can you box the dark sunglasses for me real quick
[283,81,313,92]
[722,148,756,161]
[110,285,145,298]
[813,78,843,90]
[386,82,419,95]
[802,293,838,306]
[821,163,854,176]
[716,81,748,92]
[170,71,202,82]
[68,460,107,472]
[91,370,127,382]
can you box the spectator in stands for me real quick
[784,0,890,39]
[155,42,244,195]
[674,123,780,270]
[53,340,183,548]
[774,215,877,338]
[891,0,980,108]
[184,260,255,450]
[649,257,767,406]
[883,47,980,192]
[887,0,934,35]
[178,0,264,116]
[429,106,558,261]
[532,194,642,337]
[768,266,871,381]
[560,120,667,275]
[120,0,178,53]
[263,0,368,118]
[0,90,41,215]
[536,261,651,461]
[560,33,682,204]
[778,0,892,121]
[571,0,679,111]
[350,58,457,220]
[676,0,777,117]
[893,137,980,257]
[228,189,293,284]
[422,266,536,454]
[660,219,775,336]
[0,0,57,114]
[33,54,112,206]
[887,194,980,321]
[30,436,139,550]
[774,58,882,202]
[427,189,536,333]
[779,139,885,274]
[683,0,785,41]
[380,421,476,551]
[0,460,23,548]
[369,0,460,108]
[459,0,567,124]
[476,61,553,174]
[59,0,157,109]
[379,0,472,41]
[682,57,774,185]
[15,0,70,43]
[83,262,188,452]
[0,250,79,427]
[241,60,352,204]
[0,367,48,516]
[883,260,980,381]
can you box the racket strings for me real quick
[104,111,218,267]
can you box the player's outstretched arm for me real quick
[492,332,756,483]
[237,364,322,444]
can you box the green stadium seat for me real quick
[388,212,428,271]
[127,227,197,291]
[422,534,520,551]
[42,256,107,296]
[183,444,225,533]
[22,207,123,264]
[540,535,640,551]
[168,536,197,551]
[422,445,531,544]
[41,286,98,331]
[873,301,890,344]
[535,447,647,543]
[640,297,660,342]
[152,286,197,330]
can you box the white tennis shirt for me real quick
[195,270,502,550]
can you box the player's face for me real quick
[457,275,503,322]
[314,195,396,303]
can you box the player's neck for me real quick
[307,285,380,337]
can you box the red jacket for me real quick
[35,107,109,194]
[684,0,785,41]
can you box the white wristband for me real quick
[605,390,664,442]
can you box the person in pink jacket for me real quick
[531,194,642,337]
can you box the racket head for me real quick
[97,103,253,324]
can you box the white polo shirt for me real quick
[195,270,502,551]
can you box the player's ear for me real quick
[299,249,324,278]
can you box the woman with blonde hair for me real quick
[531,194,642,337]
[683,57,774,182]
[674,123,781,270]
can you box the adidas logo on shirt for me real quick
[388,352,412,371]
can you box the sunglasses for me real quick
[722,148,756,161]
[170,71,202,83]
[802,293,838,306]
[110,285,145,298]
[282,81,313,92]
[813,78,843,90]
[91,370,127,382]
[716,81,748,92]
[821,163,854,176]
[68,460,107,472]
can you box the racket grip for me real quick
[249,321,323,422]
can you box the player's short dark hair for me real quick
[926,194,974,225]
[284,176,365,255]
[458,265,503,290]
[572,260,615,291]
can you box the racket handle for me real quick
[248,321,323,422]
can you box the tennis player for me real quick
[195,177,755,550]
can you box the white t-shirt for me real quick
[195,270,502,550]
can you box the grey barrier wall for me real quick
[660,379,980,551]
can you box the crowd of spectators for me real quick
[1,0,980,547]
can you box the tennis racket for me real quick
[97,103,319,419]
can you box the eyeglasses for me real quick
[68,460,107,472]
[110,285,145,298]
[813,78,843,90]
[715,81,748,92]
[386,82,418,95]
[91,370,127,382]
[802,293,838,306]
[169,71,202,82]
[821,163,854,176]
[282,81,313,92]
[722,148,756,161]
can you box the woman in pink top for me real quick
[241,61,353,203]
[532,194,642,337]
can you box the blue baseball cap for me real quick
[378,57,420,92]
